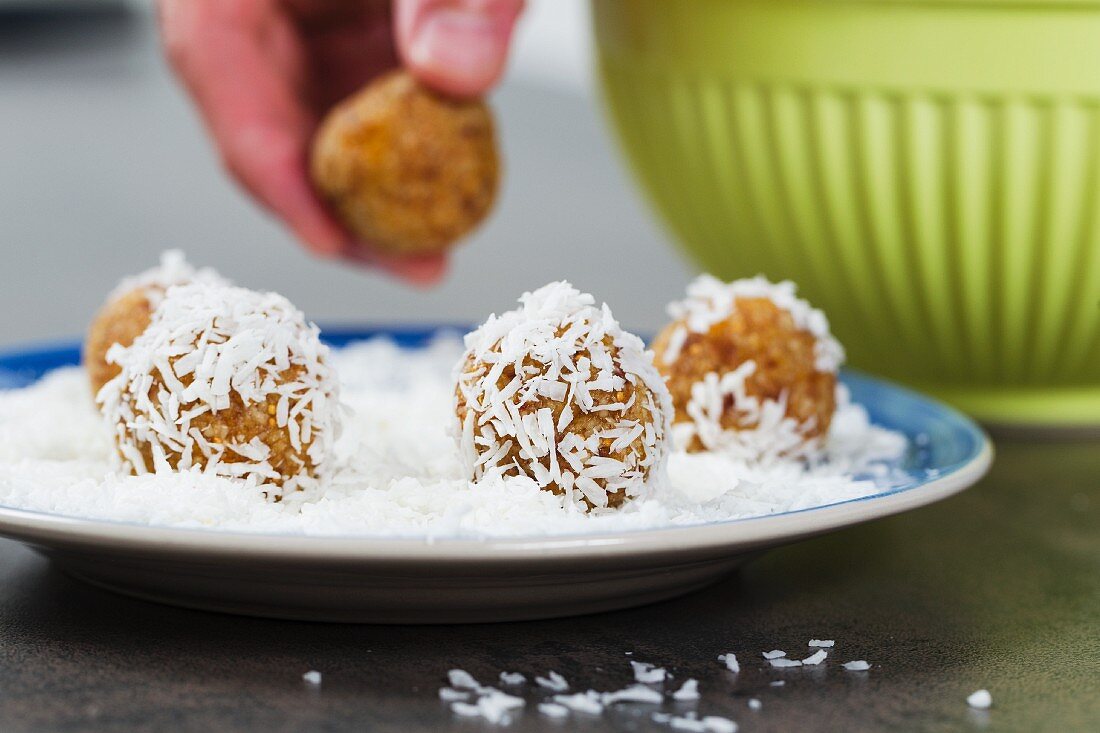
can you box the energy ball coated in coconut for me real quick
[84,251,228,396]
[455,282,672,511]
[311,70,499,255]
[97,282,339,499]
[652,275,844,461]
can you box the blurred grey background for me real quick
[0,0,692,348]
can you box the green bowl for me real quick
[593,0,1100,427]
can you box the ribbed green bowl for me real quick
[594,0,1100,427]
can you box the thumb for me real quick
[395,0,524,98]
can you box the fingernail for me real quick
[405,6,515,96]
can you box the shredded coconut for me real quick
[662,324,688,364]
[538,702,569,718]
[802,650,828,666]
[667,275,844,373]
[499,672,526,686]
[552,691,604,715]
[843,661,871,671]
[967,689,992,710]
[762,650,787,660]
[600,684,663,705]
[672,679,701,701]
[768,658,803,669]
[0,336,909,537]
[679,362,810,464]
[631,661,668,684]
[302,670,321,685]
[718,653,739,673]
[808,639,834,648]
[653,711,738,733]
[433,657,823,732]
[106,249,228,305]
[438,688,469,702]
[701,717,738,733]
[535,671,569,692]
[447,669,481,690]
[450,687,525,724]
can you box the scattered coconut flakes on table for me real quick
[718,653,740,673]
[476,689,526,724]
[631,661,669,684]
[433,650,892,728]
[967,689,992,709]
[105,249,227,304]
[653,711,738,733]
[498,671,525,686]
[537,702,569,718]
[438,688,469,702]
[552,691,604,715]
[601,684,663,705]
[700,716,738,733]
[0,335,910,537]
[808,639,835,648]
[448,684,525,724]
[672,679,701,701]
[447,669,481,690]
[534,670,569,692]
[802,649,828,666]
[769,658,803,669]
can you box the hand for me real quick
[159,0,524,285]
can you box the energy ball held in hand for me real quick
[652,276,844,461]
[455,282,672,511]
[96,282,339,499]
[83,251,228,396]
[310,70,499,256]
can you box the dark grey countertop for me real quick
[0,438,1095,732]
[0,9,1097,733]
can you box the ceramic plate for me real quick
[0,327,992,623]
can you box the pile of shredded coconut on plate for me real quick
[0,335,907,538]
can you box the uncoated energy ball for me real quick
[311,70,499,256]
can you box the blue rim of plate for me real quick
[0,325,993,552]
